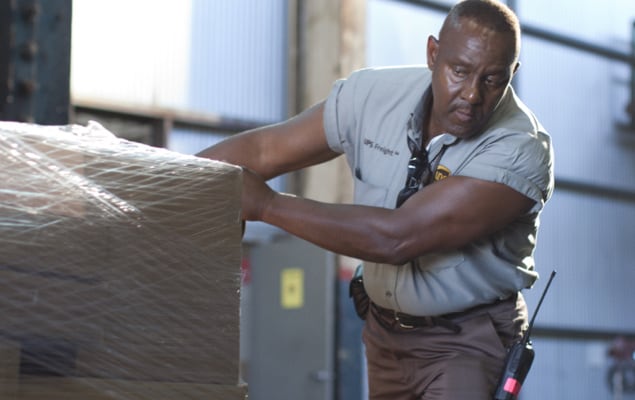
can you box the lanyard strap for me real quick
[395,140,448,208]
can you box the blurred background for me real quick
[2,0,634,399]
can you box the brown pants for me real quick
[362,293,528,400]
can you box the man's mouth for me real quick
[455,108,474,123]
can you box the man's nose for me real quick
[462,79,483,104]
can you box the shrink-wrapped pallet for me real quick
[0,121,245,399]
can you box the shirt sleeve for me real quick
[456,130,554,214]
[323,69,367,155]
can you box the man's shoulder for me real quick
[487,87,549,141]
[342,65,431,104]
[350,64,431,83]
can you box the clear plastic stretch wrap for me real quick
[0,121,245,399]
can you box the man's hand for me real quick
[240,168,277,222]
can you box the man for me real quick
[198,0,554,398]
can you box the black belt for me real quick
[371,303,462,333]
[371,295,515,333]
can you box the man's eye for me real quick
[485,76,503,86]
[453,68,466,77]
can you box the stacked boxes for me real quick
[0,122,245,399]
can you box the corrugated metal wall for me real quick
[72,0,288,123]
[518,6,635,395]
[71,0,193,109]
[186,0,288,123]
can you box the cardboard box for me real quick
[0,122,244,398]
[0,338,20,399]
[17,377,247,400]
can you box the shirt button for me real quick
[385,291,392,298]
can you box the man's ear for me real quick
[427,35,439,69]
[513,61,521,75]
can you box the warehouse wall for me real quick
[515,1,635,398]
[68,0,635,398]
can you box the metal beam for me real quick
[389,0,635,65]
[72,99,265,133]
[71,99,266,147]
[0,0,72,124]
[533,325,635,342]
[555,177,635,205]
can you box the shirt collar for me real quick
[407,86,459,151]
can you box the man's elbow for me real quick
[365,238,421,266]
[369,227,467,265]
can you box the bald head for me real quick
[441,0,521,64]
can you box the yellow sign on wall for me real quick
[281,268,304,309]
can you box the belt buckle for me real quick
[393,311,414,329]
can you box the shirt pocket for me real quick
[353,176,390,207]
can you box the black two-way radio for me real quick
[493,270,557,400]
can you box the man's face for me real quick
[426,18,519,139]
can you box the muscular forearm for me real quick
[247,175,535,265]
[260,193,415,264]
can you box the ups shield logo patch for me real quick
[434,165,451,182]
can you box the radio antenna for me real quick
[523,270,557,345]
